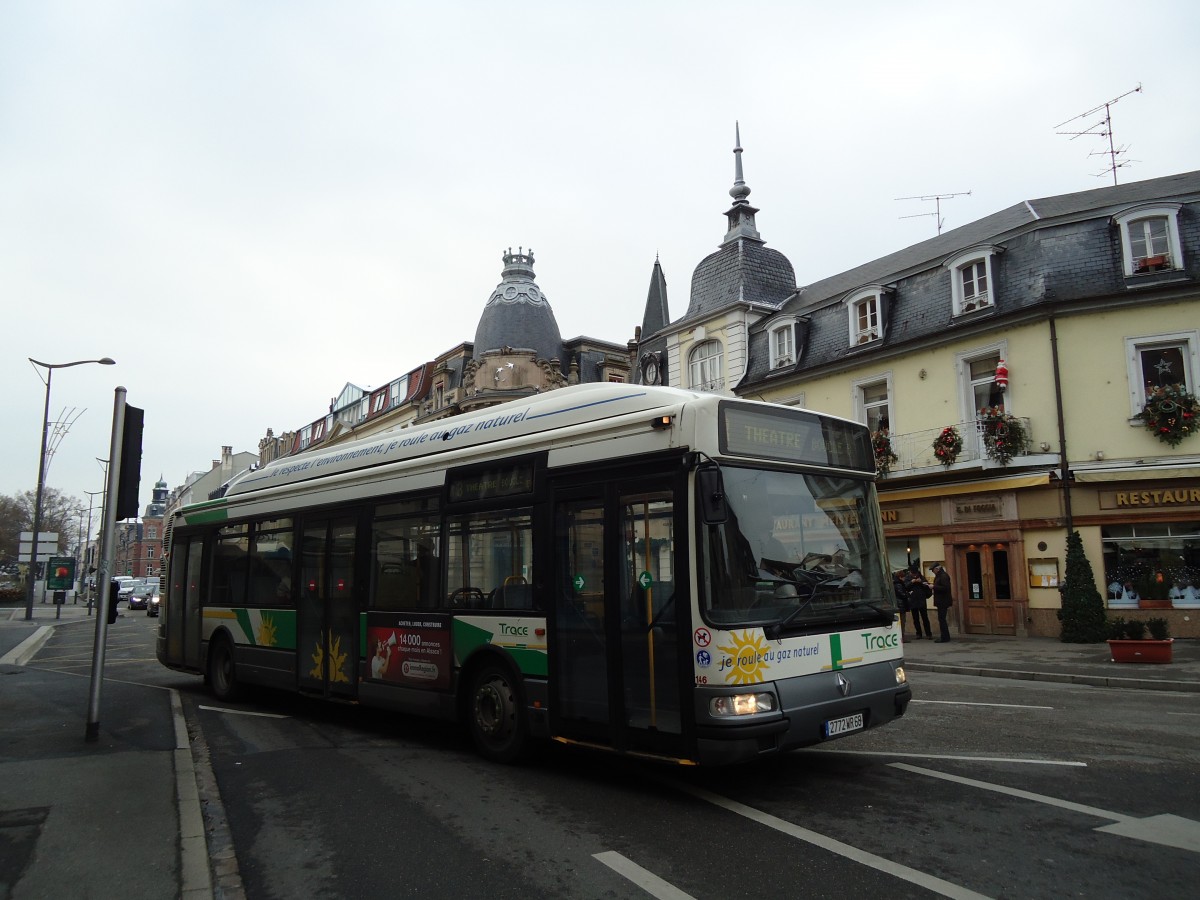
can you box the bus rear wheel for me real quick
[207,634,243,702]
[469,663,528,763]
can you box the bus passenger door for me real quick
[550,482,685,759]
[298,517,359,698]
[167,536,204,671]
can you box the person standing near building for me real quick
[893,570,912,639]
[932,563,954,642]
[906,571,934,640]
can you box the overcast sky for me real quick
[3,0,1198,526]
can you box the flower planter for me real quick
[1107,638,1173,664]
[1137,599,1172,609]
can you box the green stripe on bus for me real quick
[185,507,229,525]
[829,633,844,670]
[453,619,548,677]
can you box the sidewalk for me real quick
[0,600,213,900]
[901,630,1200,692]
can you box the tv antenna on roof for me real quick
[1055,84,1142,186]
[895,191,971,235]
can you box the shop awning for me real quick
[879,472,1052,503]
[1073,465,1200,482]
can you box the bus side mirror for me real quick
[697,468,729,524]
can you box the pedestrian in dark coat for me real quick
[932,563,954,642]
[906,572,933,639]
[893,571,911,637]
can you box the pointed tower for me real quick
[634,255,671,384]
[683,123,796,320]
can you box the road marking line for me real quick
[893,762,1200,852]
[198,704,290,719]
[892,763,1130,820]
[593,851,695,900]
[674,783,993,900]
[912,699,1055,710]
[820,750,1085,767]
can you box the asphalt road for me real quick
[32,619,1200,899]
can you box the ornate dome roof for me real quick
[473,248,564,365]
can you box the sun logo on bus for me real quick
[716,630,771,684]
[310,633,351,683]
[256,614,278,647]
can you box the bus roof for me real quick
[226,383,706,498]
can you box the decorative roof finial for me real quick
[730,121,751,203]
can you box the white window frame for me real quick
[852,373,893,434]
[956,341,1008,456]
[945,247,1000,316]
[1124,330,1199,418]
[845,289,882,345]
[1113,204,1184,277]
[769,318,797,369]
[688,340,725,391]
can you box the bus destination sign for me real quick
[720,403,872,472]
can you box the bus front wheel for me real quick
[207,634,243,702]
[468,663,528,763]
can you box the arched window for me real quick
[688,340,725,391]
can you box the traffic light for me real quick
[116,404,144,521]
[107,580,119,624]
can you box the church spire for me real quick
[723,121,761,244]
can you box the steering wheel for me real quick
[449,587,486,608]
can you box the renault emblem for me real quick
[836,673,851,697]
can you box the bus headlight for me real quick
[709,692,777,717]
[895,665,907,685]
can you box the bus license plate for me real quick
[824,712,864,737]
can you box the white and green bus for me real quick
[157,383,910,765]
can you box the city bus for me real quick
[157,383,910,765]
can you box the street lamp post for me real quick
[25,357,116,621]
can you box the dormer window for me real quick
[770,322,795,368]
[371,391,388,414]
[945,247,1001,316]
[844,287,887,346]
[1114,204,1184,278]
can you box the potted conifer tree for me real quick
[1058,531,1107,643]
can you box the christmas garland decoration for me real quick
[979,408,1026,465]
[872,430,898,476]
[1138,383,1198,447]
[931,425,963,467]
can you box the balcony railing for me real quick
[881,418,1036,474]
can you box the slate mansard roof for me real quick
[739,170,1200,388]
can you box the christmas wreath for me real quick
[978,408,1026,465]
[1138,383,1198,447]
[931,425,963,467]
[872,430,898,476]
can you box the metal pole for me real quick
[86,387,126,742]
[25,368,53,620]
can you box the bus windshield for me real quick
[698,465,894,632]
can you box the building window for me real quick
[854,376,892,436]
[1114,204,1184,277]
[689,340,724,391]
[312,419,325,442]
[770,324,795,368]
[1102,522,1200,608]
[147,547,155,559]
[854,296,879,345]
[1125,331,1199,416]
[945,247,1000,316]
[371,392,387,414]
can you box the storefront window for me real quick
[1101,522,1200,607]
